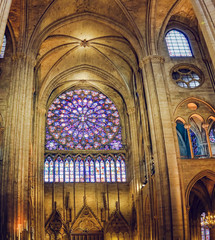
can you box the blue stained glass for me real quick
[116,160,121,182]
[59,160,64,182]
[101,160,105,182]
[50,160,54,182]
[190,129,200,156]
[46,89,122,150]
[209,126,215,143]
[165,30,193,57]
[55,157,61,182]
[70,159,74,182]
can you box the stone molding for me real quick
[140,55,165,68]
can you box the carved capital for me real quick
[140,55,165,68]
[184,124,191,129]
[202,123,209,129]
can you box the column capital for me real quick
[12,53,36,65]
[140,55,165,68]
[184,124,191,129]
[202,123,209,129]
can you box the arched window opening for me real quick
[165,30,193,57]
[190,116,209,158]
[209,122,215,156]
[201,212,210,240]
[0,35,6,58]
[176,120,191,158]
[44,89,127,183]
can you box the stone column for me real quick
[140,55,185,239]
[202,123,213,158]
[1,53,35,239]
[190,0,215,70]
[0,0,12,46]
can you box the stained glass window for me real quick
[90,160,95,182]
[46,89,122,151]
[190,129,200,156]
[100,160,105,182]
[70,159,74,182]
[209,125,215,143]
[65,159,69,182]
[44,160,49,182]
[50,160,54,182]
[165,30,193,57]
[111,159,116,182]
[44,154,126,183]
[85,158,90,182]
[44,89,126,183]
[0,35,6,58]
[201,213,210,240]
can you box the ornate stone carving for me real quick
[76,0,89,12]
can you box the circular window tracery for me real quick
[171,65,203,89]
[46,89,123,151]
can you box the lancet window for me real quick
[0,35,6,58]
[44,89,126,182]
[165,30,193,57]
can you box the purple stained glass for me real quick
[45,89,122,150]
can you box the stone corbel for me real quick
[139,55,165,68]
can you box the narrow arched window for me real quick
[165,30,192,57]
[65,159,69,182]
[70,158,74,182]
[0,35,6,58]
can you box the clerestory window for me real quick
[44,89,126,183]
[0,35,6,58]
[165,30,193,57]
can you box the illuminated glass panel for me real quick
[50,160,54,182]
[210,126,215,143]
[45,89,122,151]
[85,158,90,182]
[70,159,74,182]
[106,157,111,182]
[100,160,105,182]
[201,212,210,240]
[190,129,200,156]
[44,160,49,182]
[116,160,121,182]
[90,160,95,182]
[96,158,101,182]
[75,159,80,182]
[121,159,126,182]
[59,160,64,182]
[80,160,84,182]
[111,159,116,182]
[65,160,69,182]
[55,157,61,182]
[165,30,192,57]
[0,35,6,58]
